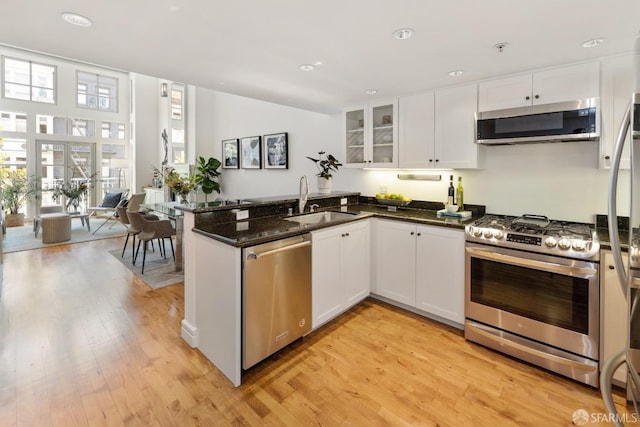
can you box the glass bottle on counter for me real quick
[456,176,464,210]
[447,175,455,205]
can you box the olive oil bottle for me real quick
[456,176,464,210]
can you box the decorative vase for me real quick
[318,176,332,194]
[5,213,25,227]
[180,193,189,205]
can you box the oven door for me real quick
[465,242,599,360]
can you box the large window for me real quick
[3,57,56,104]
[77,71,118,112]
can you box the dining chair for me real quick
[128,211,175,274]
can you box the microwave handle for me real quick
[466,246,597,279]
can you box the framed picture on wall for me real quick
[222,138,239,169]
[240,136,262,169]
[263,132,288,169]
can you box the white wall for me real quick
[131,73,161,192]
[194,88,342,200]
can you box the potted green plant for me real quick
[195,156,222,202]
[0,168,37,227]
[307,151,342,194]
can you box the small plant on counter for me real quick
[307,151,342,179]
[153,165,196,203]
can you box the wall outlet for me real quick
[234,209,249,221]
[340,197,348,206]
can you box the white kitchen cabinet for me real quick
[374,220,417,305]
[312,220,370,329]
[600,54,633,169]
[478,62,600,111]
[415,225,465,324]
[343,100,398,168]
[374,219,465,324]
[398,91,435,169]
[601,250,628,386]
[434,84,479,169]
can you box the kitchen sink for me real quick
[284,211,356,226]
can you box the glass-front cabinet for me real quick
[343,99,398,168]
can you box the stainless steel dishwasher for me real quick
[242,233,312,369]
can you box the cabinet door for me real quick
[374,219,416,306]
[369,99,398,168]
[478,74,533,111]
[341,221,370,307]
[601,251,629,386]
[343,105,368,168]
[532,62,600,105]
[415,225,465,324]
[434,84,478,169]
[312,228,343,328]
[600,55,632,170]
[398,92,435,168]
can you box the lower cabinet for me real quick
[374,218,465,324]
[311,220,370,329]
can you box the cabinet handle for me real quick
[609,265,615,270]
[345,233,349,237]
[429,159,433,162]
[435,159,439,163]
[605,155,611,160]
[525,96,530,101]
[410,231,414,235]
[417,233,421,236]
[534,94,540,99]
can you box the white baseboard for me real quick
[181,319,198,347]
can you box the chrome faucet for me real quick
[309,204,319,213]
[299,175,310,214]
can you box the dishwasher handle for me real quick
[247,240,311,260]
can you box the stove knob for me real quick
[483,229,494,238]
[494,230,504,240]
[544,236,557,248]
[473,227,483,237]
[572,240,586,251]
[558,238,571,250]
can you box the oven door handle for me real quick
[466,246,597,279]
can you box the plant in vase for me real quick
[0,168,37,226]
[195,156,222,202]
[154,166,196,204]
[307,151,341,194]
[51,175,94,213]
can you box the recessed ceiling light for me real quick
[313,61,323,66]
[448,70,464,77]
[392,28,414,40]
[60,12,93,27]
[299,64,315,71]
[365,89,378,95]
[582,38,604,48]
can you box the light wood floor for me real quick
[0,237,634,426]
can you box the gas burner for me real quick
[465,214,599,260]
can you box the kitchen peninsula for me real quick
[178,192,481,386]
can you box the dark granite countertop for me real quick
[193,202,478,248]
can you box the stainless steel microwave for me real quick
[475,98,600,145]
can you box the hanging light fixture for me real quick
[160,82,168,97]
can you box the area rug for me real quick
[107,248,183,290]
[2,219,127,253]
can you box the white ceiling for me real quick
[1,0,639,114]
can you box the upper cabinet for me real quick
[398,84,478,169]
[600,54,633,169]
[343,100,398,168]
[478,62,600,111]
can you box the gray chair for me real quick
[128,211,175,274]
[118,205,158,259]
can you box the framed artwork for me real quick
[222,139,239,169]
[263,132,288,169]
[240,136,262,169]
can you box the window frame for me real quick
[76,70,119,113]
[2,56,57,104]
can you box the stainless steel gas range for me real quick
[464,214,600,387]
